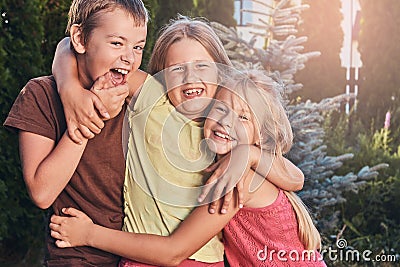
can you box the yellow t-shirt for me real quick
[122,76,223,263]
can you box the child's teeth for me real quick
[215,131,232,140]
[116,69,128,75]
[184,89,202,95]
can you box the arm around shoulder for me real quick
[250,146,304,191]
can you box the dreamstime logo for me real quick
[256,239,398,264]
[320,238,397,263]
[256,246,323,262]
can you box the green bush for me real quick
[323,111,400,264]
[0,0,72,264]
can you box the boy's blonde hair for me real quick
[66,0,148,45]
[148,15,232,74]
[230,70,321,250]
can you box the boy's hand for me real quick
[49,207,93,248]
[61,87,109,144]
[199,145,258,214]
[90,72,129,119]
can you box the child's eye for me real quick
[216,106,226,113]
[111,41,123,46]
[171,66,184,72]
[239,114,250,121]
[196,62,210,69]
[134,45,144,51]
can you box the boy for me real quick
[3,0,148,266]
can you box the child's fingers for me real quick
[84,122,102,135]
[91,74,109,91]
[198,172,219,202]
[211,181,225,204]
[77,125,95,139]
[67,125,82,144]
[236,179,245,209]
[62,207,84,218]
[208,201,218,214]
[220,191,233,214]
[49,222,60,232]
[50,215,64,224]
[204,161,219,172]
[50,229,62,240]
[113,84,130,96]
[92,96,110,120]
[55,239,72,248]
[85,94,107,127]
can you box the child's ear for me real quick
[69,24,85,54]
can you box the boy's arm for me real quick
[51,202,236,266]
[19,131,87,209]
[52,37,109,142]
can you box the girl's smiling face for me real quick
[204,87,260,156]
[164,38,219,120]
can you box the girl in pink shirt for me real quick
[50,70,326,266]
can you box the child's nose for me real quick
[218,112,233,128]
[121,47,135,65]
[183,65,199,83]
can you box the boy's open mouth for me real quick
[110,68,129,85]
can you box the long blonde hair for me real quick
[284,191,321,250]
[230,70,321,250]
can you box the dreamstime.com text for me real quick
[257,238,398,263]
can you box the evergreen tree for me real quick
[142,0,195,69]
[195,0,236,27]
[154,0,195,31]
[41,0,71,71]
[295,0,345,102]
[142,0,159,69]
[358,0,400,132]
[0,0,46,263]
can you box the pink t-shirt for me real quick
[224,190,326,266]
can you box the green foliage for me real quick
[142,0,159,69]
[323,111,400,261]
[1,0,47,264]
[358,0,400,132]
[295,0,345,102]
[41,0,71,71]
[195,0,236,27]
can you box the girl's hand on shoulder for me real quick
[90,72,129,119]
[199,144,257,214]
[49,207,94,248]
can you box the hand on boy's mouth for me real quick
[92,72,127,91]
[110,68,129,85]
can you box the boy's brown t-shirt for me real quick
[4,76,125,267]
